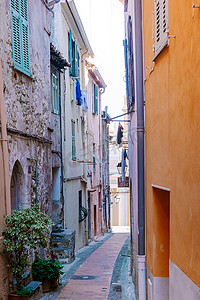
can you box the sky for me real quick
[74,0,126,121]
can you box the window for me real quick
[68,30,80,78]
[79,190,82,221]
[154,0,169,58]
[71,120,76,160]
[93,84,98,115]
[52,73,59,114]
[93,143,96,171]
[79,190,88,222]
[11,0,31,76]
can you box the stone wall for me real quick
[0,0,52,211]
[0,1,52,296]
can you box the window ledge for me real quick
[11,65,32,80]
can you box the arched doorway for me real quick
[10,160,25,210]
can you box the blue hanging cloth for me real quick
[76,79,82,106]
[82,90,88,112]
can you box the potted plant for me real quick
[9,287,33,300]
[1,204,53,297]
[32,256,64,292]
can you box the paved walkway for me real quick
[57,233,129,300]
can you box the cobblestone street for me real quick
[41,230,135,300]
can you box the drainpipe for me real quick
[63,69,67,229]
[0,59,11,215]
[59,71,64,227]
[134,0,146,299]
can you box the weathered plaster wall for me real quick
[66,180,87,250]
[87,73,103,239]
[50,3,89,250]
[101,116,110,231]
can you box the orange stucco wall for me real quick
[144,0,200,287]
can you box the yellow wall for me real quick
[144,0,200,287]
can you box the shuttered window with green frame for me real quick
[52,73,59,114]
[94,84,98,115]
[68,30,80,78]
[11,0,31,76]
[71,120,76,160]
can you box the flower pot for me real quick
[8,294,28,300]
[42,279,58,293]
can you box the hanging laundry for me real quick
[121,148,127,182]
[73,78,76,102]
[76,79,82,106]
[70,77,74,102]
[82,90,88,112]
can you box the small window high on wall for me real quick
[51,71,59,114]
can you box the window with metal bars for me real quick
[11,0,31,76]
[71,120,76,160]
[154,0,169,58]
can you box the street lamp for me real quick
[117,161,128,175]
[117,162,122,174]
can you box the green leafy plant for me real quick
[16,287,33,296]
[1,204,53,292]
[32,256,64,282]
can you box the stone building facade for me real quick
[0,0,54,297]
[0,0,52,214]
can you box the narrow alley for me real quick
[41,230,135,300]
[1,0,200,299]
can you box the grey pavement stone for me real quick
[108,235,136,300]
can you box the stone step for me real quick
[25,281,42,300]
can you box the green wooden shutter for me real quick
[94,84,98,115]
[11,1,22,70]
[69,30,73,75]
[71,120,76,160]
[93,144,96,171]
[74,44,80,77]
[77,50,80,77]
[74,44,77,77]
[71,40,75,77]
[11,0,31,76]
